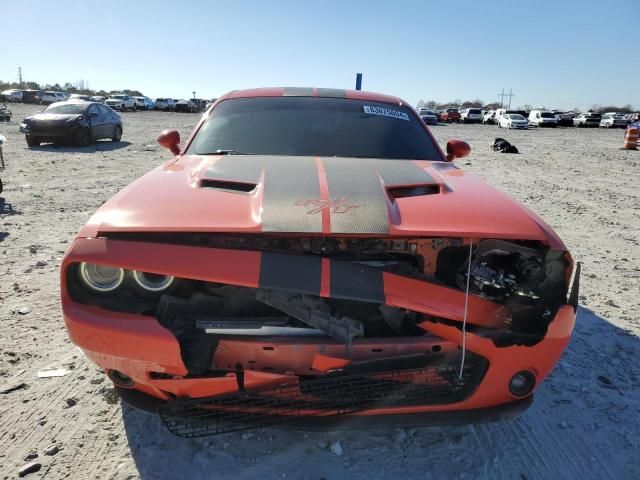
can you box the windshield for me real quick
[111,95,126,100]
[188,97,441,160]
[44,103,88,114]
[541,112,555,118]
[469,109,481,114]
[422,110,435,116]
[509,114,525,120]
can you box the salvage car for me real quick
[61,87,578,437]
[528,110,558,127]
[106,94,136,111]
[599,113,628,128]
[21,100,122,147]
[154,98,175,111]
[482,110,497,124]
[420,110,438,125]
[498,113,529,129]
[134,96,155,110]
[439,108,461,123]
[41,91,68,105]
[460,108,483,123]
[174,99,199,113]
[573,112,601,127]
[1,89,23,102]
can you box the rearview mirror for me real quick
[157,129,181,155]
[445,139,471,161]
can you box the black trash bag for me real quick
[492,137,519,154]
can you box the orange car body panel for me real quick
[62,87,576,421]
[62,238,576,412]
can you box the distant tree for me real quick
[483,102,501,110]
[519,104,533,111]
[572,107,582,113]
[461,99,484,108]
[595,105,634,114]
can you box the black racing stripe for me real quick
[322,157,436,234]
[260,156,322,233]
[206,156,322,233]
[376,160,435,186]
[330,260,385,303]
[260,252,321,295]
[283,87,315,97]
[322,157,390,234]
[315,88,346,98]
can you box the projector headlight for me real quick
[79,262,124,293]
[132,270,175,292]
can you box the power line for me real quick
[497,88,515,108]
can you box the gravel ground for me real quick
[0,104,638,479]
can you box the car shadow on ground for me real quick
[121,306,638,479]
[29,140,132,153]
[0,197,19,216]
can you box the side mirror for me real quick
[90,112,98,118]
[157,129,181,155]
[446,139,471,161]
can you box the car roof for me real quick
[217,87,406,106]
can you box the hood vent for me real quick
[200,179,257,193]
[387,185,439,200]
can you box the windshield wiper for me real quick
[202,149,255,155]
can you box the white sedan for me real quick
[498,114,529,129]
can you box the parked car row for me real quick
[417,105,638,129]
[1,89,213,114]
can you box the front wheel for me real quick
[112,125,122,142]
[132,104,137,112]
[74,128,91,147]
[26,135,41,147]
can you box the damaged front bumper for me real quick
[61,237,578,436]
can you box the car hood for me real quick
[25,113,82,124]
[79,155,565,248]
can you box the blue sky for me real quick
[2,0,639,109]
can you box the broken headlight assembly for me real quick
[70,262,180,314]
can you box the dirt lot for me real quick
[1,104,638,479]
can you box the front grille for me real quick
[159,355,487,438]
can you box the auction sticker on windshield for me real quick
[363,105,410,121]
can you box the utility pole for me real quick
[497,88,515,108]
[18,67,23,86]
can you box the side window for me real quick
[98,105,110,115]
[88,104,99,116]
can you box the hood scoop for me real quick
[200,179,257,193]
[386,184,440,200]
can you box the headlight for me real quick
[79,262,124,292]
[132,271,175,292]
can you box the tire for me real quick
[112,125,122,142]
[0,176,3,195]
[26,135,40,147]
[132,104,137,112]
[74,128,91,147]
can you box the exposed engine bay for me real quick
[67,235,570,375]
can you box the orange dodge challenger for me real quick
[61,87,579,437]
